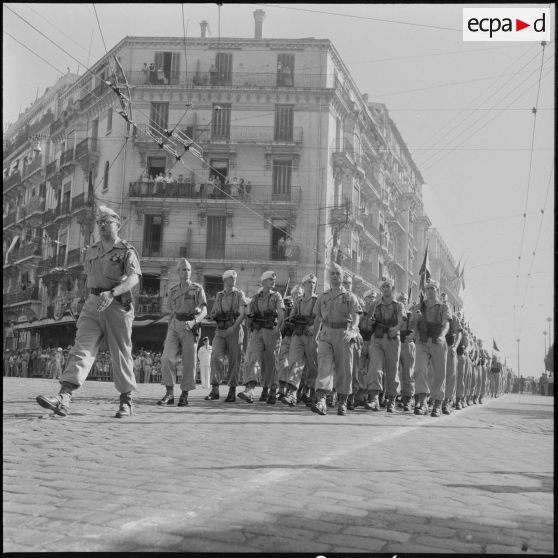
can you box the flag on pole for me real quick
[493,339,500,352]
[418,242,431,294]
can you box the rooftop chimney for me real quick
[200,20,208,39]
[253,9,266,40]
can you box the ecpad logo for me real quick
[463,8,550,41]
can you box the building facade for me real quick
[3,12,462,350]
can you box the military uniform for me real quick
[399,306,416,411]
[442,313,463,413]
[478,344,490,403]
[470,341,481,403]
[313,286,361,412]
[161,282,207,392]
[277,297,296,396]
[455,328,470,408]
[210,287,247,391]
[411,299,451,415]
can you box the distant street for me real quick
[3,377,554,554]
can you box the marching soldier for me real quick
[207,270,247,402]
[398,292,416,412]
[409,279,451,417]
[36,205,141,418]
[277,288,301,401]
[311,262,361,416]
[454,312,470,409]
[364,278,405,413]
[238,271,285,404]
[477,339,490,404]
[281,274,318,406]
[355,289,377,408]
[470,336,481,404]
[440,293,462,415]
[157,258,207,407]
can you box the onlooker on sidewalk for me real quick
[198,337,212,389]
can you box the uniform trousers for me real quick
[210,329,242,387]
[456,353,468,399]
[471,364,481,396]
[364,335,401,398]
[480,365,488,397]
[415,339,447,402]
[444,346,458,401]
[60,295,136,394]
[277,335,292,384]
[399,340,416,398]
[351,342,363,394]
[244,328,281,389]
[287,333,318,389]
[199,363,211,388]
[315,326,353,395]
[161,318,197,391]
[489,372,500,396]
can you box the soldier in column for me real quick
[276,290,297,401]
[157,258,207,407]
[477,339,490,404]
[364,278,405,413]
[342,273,364,412]
[440,293,462,415]
[281,274,318,406]
[409,279,451,417]
[470,336,481,404]
[207,269,247,403]
[354,289,377,408]
[311,262,361,416]
[238,271,285,404]
[36,206,141,418]
[454,312,470,409]
[398,291,416,412]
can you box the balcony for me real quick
[74,137,99,169]
[5,242,42,265]
[194,125,303,145]
[3,171,21,196]
[59,146,76,168]
[49,116,66,137]
[3,287,40,307]
[124,70,324,90]
[21,155,44,182]
[71,191,95,214]
[331,138,355,169]
[22,197,46,225]
[55,201,71,220]
[131,241,300,263]
[42,208,56,226]
[46,160,58,178]
[3,210,17,228]
[67,247,83,267]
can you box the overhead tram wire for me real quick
[92,4,108,54]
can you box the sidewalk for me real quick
[3,377,554,553]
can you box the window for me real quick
[203,275,223,314]
[147,156,166,179]
[271,220,290,261]
[143,215,163,257]
[103,161,109,191]
[209,159,229,196]
[106,108,113,133]
[274,105,293,141]
[272,160,292,201]
[154,52,180,84]
[150,102,169,132]
[206,216,226,259]
[277,54,294,87]
[214,53,232,85]
[211,103,231,140]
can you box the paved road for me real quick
[3,377,554,554]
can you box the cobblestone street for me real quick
[3,377,554,554]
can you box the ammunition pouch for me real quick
[282,322,295,337]
[373,324,391,339]
[446,333,455,346]
[479,358,485,366]
[400,329,412,343]
[418,321,443,343]
[292,316,313,336]
[359,328,373,341]
[251,311,277,331]
[214,311,239,330]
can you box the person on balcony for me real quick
[149,62,156,84]
[35,205,141,419]
[141,62,149,84]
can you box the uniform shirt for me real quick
[371,297,405,327]
[409,301,451,331]
[292,294,318,319]
[85,240,142,289]
[314,287,362,324]
[249,289,285,315]
[168,282,207,316]
[211,287,247,317]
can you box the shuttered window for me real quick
[215,53,233,85]
[274,105,293,141]
[154,52,181,84]
[206,216,226,259]
[150,102,169,132]
[272,160,292,201]
[277,54,294,87]
[211,104,231,140]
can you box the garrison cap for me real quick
[329,262,343,274]
[96,205,121,223]
[379,277,394,288]
[261,270,276,282]
[222,269,237,279]
[301,273,317,284]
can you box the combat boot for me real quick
[337,393,348,416]
[386,396,396,413]
[347,393,356,411]
[364,390,380,411]
[157,386,175,406]
[204,384,220,400]
[414,394,428,415]
[115,392,133,418]
[402,395,412,412]
[296,385,305,403]
[238,382,255,403]
[478,395,484,404]
[36,384,74,417]
[305,388,316,407]
[300,386,312,406]
[277,381,288,402]
[379,392,387,408]
[442,399,452,415]
[311,390,328,416]
[224,386,236,402]
[431,400,443,418]
[259,387,269,402]
[472,395,478,404]
[455,398,462,410]
[177,391,189,407]
[281,384,298,407]
[266,387,277,404]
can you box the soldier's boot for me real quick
[326,390,334,408]
[296,385,305,403]
[346,393,356,411]
[364,390,380,411]
[204,384,220,401]
[414,393,428,415]
[472,395,478,404]
[455,398,462,410]
[115,392,133,418]
[305,388,316,407]
[427,397,434,412]
[266,387,277,404]
[354,389,367,407]
[157,385,175,406]
[402,395,412,412]
[478,395,484,404]
[259,387,269,402]
[277,381,288,402]
[300,386,312,406]
[224,386,236,403]
[238,381,256,404]
[36,382,75,416]
[281,384,297,407]
[396,394,404,408]
[386,396,396,413]
[337,393,349,416]
[379,391,387,408]
[442,398,452,415]
[311,390,328,416]
[177,390,189,407]
[431,399,443,418]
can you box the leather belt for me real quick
[90,287,124,305]
[175,313,195,321]
[323,321,349,329]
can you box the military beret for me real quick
[301,273,317,284]
[96,205,121,223]
[329,262,343,274]
[222,269,237,279]
[261,270,276,282]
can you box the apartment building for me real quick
[3,10,461,350]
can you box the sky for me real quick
[3,3,555,377]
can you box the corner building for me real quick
[3,13,460,350]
